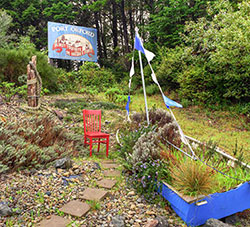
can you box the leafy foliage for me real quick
[58,62,115,93]
[0,37,64,92]
[0,81,27,102]
[156,0,250,109]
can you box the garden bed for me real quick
[159,135,250,226]
[117,109,250,226]
[160,181,250,226]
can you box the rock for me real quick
[156,216,169,227]
[54,157,72,169]
[54,110,64,120]
[111,215,125,227]
[105,120,111,125]
[0,203,13,216]
[93,162,101,170]
[137,198,142,203]
[130,204,136,210]
[127,191,135,196]
[224,214,240,225]
[145,219,159,227]
[204,218,232,227]
[45,191,51,196]
[146,210,156,215]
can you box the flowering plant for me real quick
[129,159,169,201]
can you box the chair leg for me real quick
[98,138,100,152]
[89,138,93,157]
[106,136,109,157]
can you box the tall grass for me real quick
[170,159,216,197]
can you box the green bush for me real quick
[155,0,250,110]
[72,62,115,92]
[0,37,64,93]
[0,81,27,102]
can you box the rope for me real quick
[27,78,37,85]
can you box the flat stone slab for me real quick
[103,170,121,177]
[59,200,90,217]
[101,163,120,169]
[97,179,117,189]
[101,160,116,164]
[39,215,70,227]
[80,188,108,201]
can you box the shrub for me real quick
[155,1,250,110]
[131,129,160,165]
[73,62,115,92]
[105,87,122,102]
[0,114,87,173]
[0,81,27,102]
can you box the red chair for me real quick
[82,109,110,157]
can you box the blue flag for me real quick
[125,95,131,115]
[163,95,182,108]
[134,34,145,54]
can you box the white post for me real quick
[138,50,150,125]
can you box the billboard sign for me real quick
[48,22,97,62]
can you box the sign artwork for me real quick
[48,22,97,62]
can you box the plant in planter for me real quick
[170,158,216,197]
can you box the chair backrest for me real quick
[83,109,101,133]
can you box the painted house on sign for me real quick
[48,22,97,62]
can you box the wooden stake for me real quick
[27,56,37,107]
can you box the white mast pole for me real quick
[138,49,150,126]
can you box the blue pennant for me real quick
[125,95,131,115]
[163,95,182,108]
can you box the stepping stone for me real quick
[97,179,117,189]
[39,215,70,227]
[80,188,108,201]
[59,200,90,217]
[103,170,121,177]
[102,160,116,164]
[102,163,119,169]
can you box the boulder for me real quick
[204,218,232,227]
[54,157,72,169]
[0,203,13,217]
[111,215,125,227]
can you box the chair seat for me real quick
[85,132,109,137]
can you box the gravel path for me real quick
[0,159,186,226]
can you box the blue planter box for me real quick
[160,181,250,226]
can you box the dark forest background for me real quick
[0,0,249,114]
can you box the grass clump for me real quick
[170,159,215,197]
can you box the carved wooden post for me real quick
[27,56,37,107]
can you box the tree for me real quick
[0,10,13,47]
[148,0,213,48]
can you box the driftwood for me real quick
[27,56,42,109]
[27,56,37,107]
